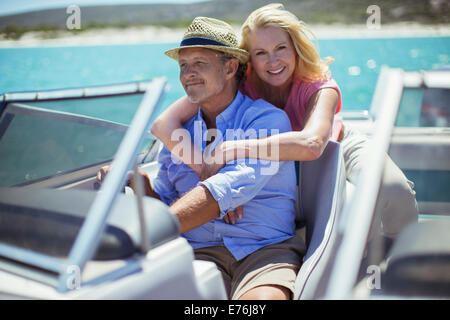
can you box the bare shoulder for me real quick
[306,88,339,117]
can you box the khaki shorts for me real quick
[194,235,306,300]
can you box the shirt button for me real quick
[217,233,222,240]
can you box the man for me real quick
[99,17,305,300]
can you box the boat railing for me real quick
[325,66,404,299]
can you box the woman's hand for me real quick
[197,141,228,180]
[223,206,243,224]
[197,161,226,181]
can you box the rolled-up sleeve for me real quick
[199,161,275,217]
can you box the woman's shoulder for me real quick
[288,76,342,114]
[294,76,340,91]
[293,76,341,101]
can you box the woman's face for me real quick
[247,26,296,88]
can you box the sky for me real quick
[0,0,210,16]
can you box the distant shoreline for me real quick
[1,23,449,48]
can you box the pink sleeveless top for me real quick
[239,69,343,141]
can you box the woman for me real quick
[152,3,418,238]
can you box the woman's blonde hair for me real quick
[240,3,333,82]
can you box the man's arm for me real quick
[128,169,161,200]
[169,185,220,233]
[97,165,161,200]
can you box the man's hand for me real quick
[96,165,160,200]
[97,165,112,184]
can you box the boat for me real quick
[0,66,448,299]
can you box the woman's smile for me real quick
[267,66,286,75]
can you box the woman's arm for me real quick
[151,95,243,224]
[212,88,339,163]
[151,95,203,174]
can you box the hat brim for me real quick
[165,45,249,64]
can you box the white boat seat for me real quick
[382,219,450,297]
[293,141,347,299]
[0,187,179,261]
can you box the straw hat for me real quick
[165,17,249,64]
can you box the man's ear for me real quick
[224,58,239,80]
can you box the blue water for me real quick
[1,37,449,122]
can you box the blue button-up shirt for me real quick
[152,91,297,260]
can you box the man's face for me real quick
[178,48,227,104]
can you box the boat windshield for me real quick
[396,87,450,128]
[0,93,153,187]
[0,79,168,292]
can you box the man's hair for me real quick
[220,52,248,87]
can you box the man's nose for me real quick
[180,64,196,78]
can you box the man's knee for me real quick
[238,285,291,300]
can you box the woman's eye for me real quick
[255,51,265,56]
[278,45,286,50]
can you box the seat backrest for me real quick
[383,220,450,297]
[293,140,346,300]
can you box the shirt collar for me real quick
[195,90,244,128]
[215,90,244,128]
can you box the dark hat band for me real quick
[180,36,231,48]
